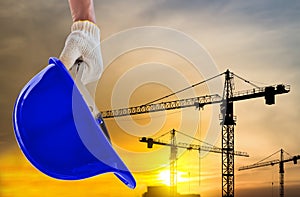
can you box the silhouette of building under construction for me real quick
[142,186,200,197]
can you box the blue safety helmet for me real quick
[13,57,136,189]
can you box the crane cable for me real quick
[154,130,173,140]
[232,72,260,88]
[144,72,225,105]
[283,150,292,158]
[152,129,217,149]
[175,129,218,148]
[255,149,282,164]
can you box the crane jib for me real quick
[100,84,290,119]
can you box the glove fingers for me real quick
[59,35,83,70]
[81,57,103,85]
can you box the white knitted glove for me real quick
[60,20,103,85]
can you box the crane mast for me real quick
[170,129,177,197]
[279,149,284,197]
[221,70,235,197]
[239,149,300,197]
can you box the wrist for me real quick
[68,0,96,23]
[72,13,96,24]
[71,20,100,41]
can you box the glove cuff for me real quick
[71,20,100,41]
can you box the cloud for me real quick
[0,0,70,152]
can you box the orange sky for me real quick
[1,143,299,197]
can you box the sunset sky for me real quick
[1,0,300,197]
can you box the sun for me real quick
[158,170,171,186]
[158,170,189,186]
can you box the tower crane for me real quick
[139,128,249,197]
[239,149,300,197]
[99,69,290,197]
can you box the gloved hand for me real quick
[60,20,103,85]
